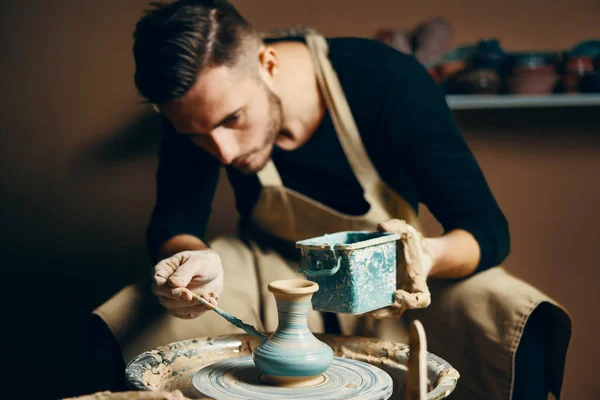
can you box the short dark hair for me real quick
[133,0,258,105]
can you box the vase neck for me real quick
[274,295,312,331]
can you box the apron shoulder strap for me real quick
[256,160,283,187]
[257,27,400,218]
[304,31,384,202]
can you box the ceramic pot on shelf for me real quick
[444,39,507,95]
[447,67,501,94]
[505,52,560,95]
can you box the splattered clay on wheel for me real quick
[192,356,393,399]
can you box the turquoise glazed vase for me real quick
[252,279,334,387]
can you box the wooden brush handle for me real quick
[191,293,216,310]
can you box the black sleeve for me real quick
[146,118,220,262]
[384,55,510,273]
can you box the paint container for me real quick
[296,231,400,314]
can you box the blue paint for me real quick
[213,308,267,342]
[252,281,334,379]
[194,294,267,341]
[296,231,400,314]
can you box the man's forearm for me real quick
[158,234,209,260]
[424,229,481,278]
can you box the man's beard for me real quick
[236,84,283,174]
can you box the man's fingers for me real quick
[367,289,434,319]
[152,252,198,288]
[186,274,220,289]
[152,285,194,301]
[202,292,219,307]
[153,256,180,286]
[170,305,211,319]
[369,305,406,320]
[157,294,197,310]
[394,289,431,309]
[152,250,222,292]
[153,251,198,287]
[377,219,408,233]
[157,291,219,309]
[167,257,217,288]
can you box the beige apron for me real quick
[93,29,571,399]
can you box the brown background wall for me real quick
[1,1,598,398]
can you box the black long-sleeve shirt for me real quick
[146,36,510,273]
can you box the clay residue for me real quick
[128,334,458,399]
[135,337,259,398]
[321,334,410,359]
[339,345,405,370]
[143,346,250,391]
[62,390,192,400]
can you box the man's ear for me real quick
[258,45,279,81]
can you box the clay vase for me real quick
[505,53,559,95]
[252,279,334,387]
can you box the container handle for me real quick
[298,248,342,277]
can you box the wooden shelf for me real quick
[446,94,600,110]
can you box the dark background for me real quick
[1,1,598,398]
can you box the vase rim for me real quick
[268,279,319,295]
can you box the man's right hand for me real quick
[151,249,224,319]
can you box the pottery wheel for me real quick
[192,356,393,399]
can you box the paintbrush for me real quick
[191,293,267,341]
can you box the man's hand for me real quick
[151,249,224,319]
[368,219,434,320]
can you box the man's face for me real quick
[160,65,283,174]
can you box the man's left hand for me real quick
[367,219,434,319]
